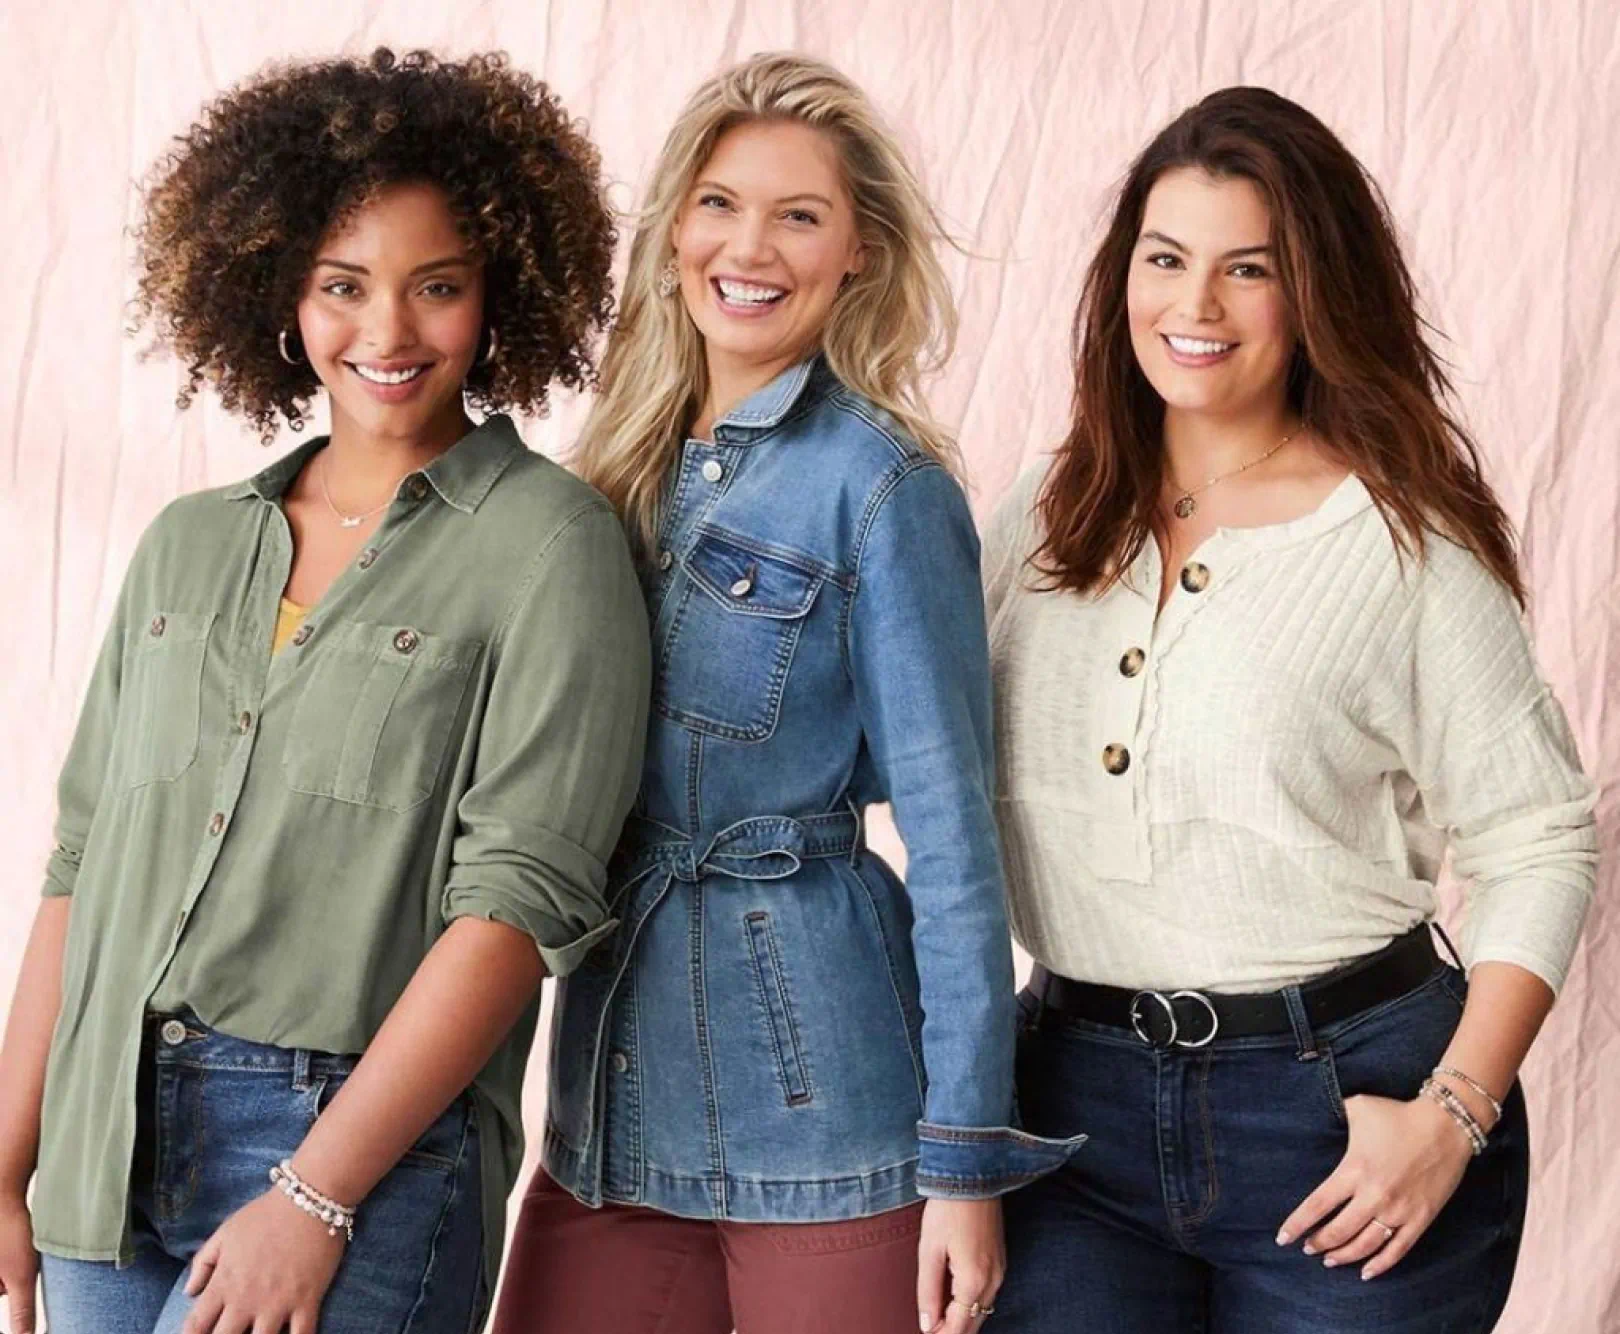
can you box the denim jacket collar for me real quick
[224,413,524,514]
[711,357,835,443]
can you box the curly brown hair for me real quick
[132,47,617,438]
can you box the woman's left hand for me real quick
[1277,1092,1475,1280]
[918,1197,1005,1333]
[181,1189,345,1334]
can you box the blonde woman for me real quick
[492,53,1080,1334]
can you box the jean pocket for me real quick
[655,530,823,742]
[1321,972,1464,1125]
[121,610,214,787]
[316,1078,473,1174]
[282,620,481,811]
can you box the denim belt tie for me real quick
[616,807,863,887]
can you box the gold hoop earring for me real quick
[658,258,680,299]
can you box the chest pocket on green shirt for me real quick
[282,621,482,812]
[123,610,215,787]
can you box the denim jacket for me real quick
[544,358,1084,1220]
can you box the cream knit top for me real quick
[984,464,1598,994]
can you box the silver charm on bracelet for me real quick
[269,1160,357,1243]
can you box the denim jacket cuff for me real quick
[914,1121,1087,1199]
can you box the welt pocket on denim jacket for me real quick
[122,609,215,787]
[744,910,814,1106]
[282,620,481,812]
[656,532,824,743]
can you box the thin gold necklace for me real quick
[1169,427,1299,520]
[319,452,398,529]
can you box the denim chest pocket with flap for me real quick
[282,620,482,812]
[655,530,824,743]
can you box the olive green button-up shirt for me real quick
[34,415,650,1287]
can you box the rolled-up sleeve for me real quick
[1397,543,1599,995]
[45,569,134,898]
[442,502,651,977]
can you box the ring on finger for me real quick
[1371,1216,1397,1242]
[952,1297,998,1318]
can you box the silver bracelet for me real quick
[1432,1065,1504,1124]
[1420,1078,1488,1156]
[269,1160,357,1243]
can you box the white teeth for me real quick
[717,279,786,306]
[352,364,427,385]
[1166,335,1236,356]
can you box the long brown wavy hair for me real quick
[1035,86,1523,604]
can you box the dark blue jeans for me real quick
[40,1012,487,1333]
[998,965,1529,1333]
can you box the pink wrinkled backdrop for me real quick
[3,1,1616,1329]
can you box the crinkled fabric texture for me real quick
[2,2,1615,1329]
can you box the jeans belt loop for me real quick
[1281,983,1319,1061]
[291,1047,313,1092]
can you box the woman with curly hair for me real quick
[492,53,1080,1334]
[0,47,649,1334]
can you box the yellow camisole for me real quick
[272,597,310,655]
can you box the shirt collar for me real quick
[224,414,525,513]
[712,356,829,439]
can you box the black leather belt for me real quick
[1026,925,1444,1050]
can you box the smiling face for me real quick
[1126,167,1296,422]
[296,181,485,446]
[671,119,865,396]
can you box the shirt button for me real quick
[729,577,754,598]
[291,623,313,647]
[149,614,166,638]
[208,812,226,835]
[609,1051,630,1074]
[405,475,429,501]
[1119,647,1146,678]
[393,628,419,655]
[1102,744,1131,776]
[658,549,674,572]
[701,459,724,483]
[160,1019,188,1047]
[357,548,378,570]
[237,711,253,733]
[1180,562,1211,594]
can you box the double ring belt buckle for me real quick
[1128,989,1220,1049]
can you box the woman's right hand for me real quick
[0,1189,39,1334]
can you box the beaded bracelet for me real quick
[1419,1078,1488,1156]
[1433,1065,1504,1124]
[269,1160,357,1243]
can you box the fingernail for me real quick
[1322,1256,1338,1268]
[920,1316,933,1332]
[1302,1244,1316,1256]
[1275,1229,1291,1245]
[1362,1268,1376,1282]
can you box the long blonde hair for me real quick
[576,52,960,552]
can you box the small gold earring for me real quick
[658,258,680,299]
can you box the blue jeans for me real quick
[40,1012,486,1333]
[998,965,1529,1333]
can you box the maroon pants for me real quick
[492,1170,925,1334]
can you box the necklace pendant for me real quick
[339,515,363,529]
[1173,494,1197,520]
